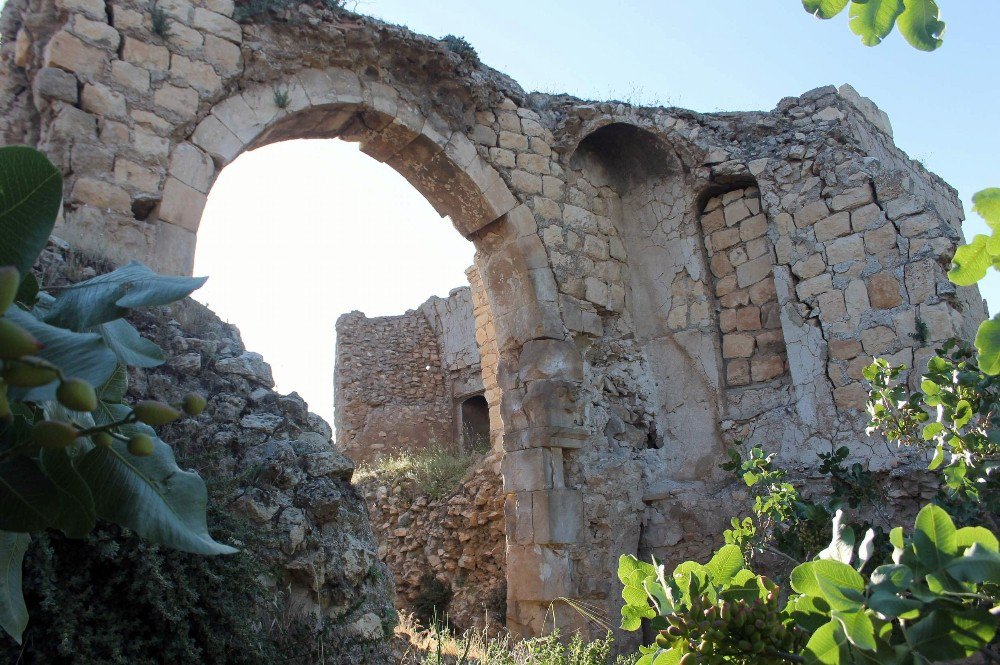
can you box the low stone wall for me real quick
[357,454,506,634]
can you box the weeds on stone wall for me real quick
[440,35,480,65]
[234,0,345,22]
[355,443,481,500]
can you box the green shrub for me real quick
[440,35,480,65]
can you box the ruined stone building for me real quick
[0,0,987,643]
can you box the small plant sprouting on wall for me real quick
[150,4,172,39]
[909,316,929,343]
[440,35,480,65]
[273,86,291,110]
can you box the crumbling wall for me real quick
[359,456,506,634]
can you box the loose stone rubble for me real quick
[1,0,988,642]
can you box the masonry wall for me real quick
[334,282,492,462]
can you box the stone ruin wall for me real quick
[334,273,501,464]
[0,0,988,644]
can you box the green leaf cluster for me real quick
[865,341,1000,520]
[0,145,230,644]
[620,505,999,663]
[801,0,946,51]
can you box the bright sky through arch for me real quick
[193,139,475,425]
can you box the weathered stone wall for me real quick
[334,284,486,463]
[359,455,506,634]
[1,0,987,641]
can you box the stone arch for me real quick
[153,71,518,275]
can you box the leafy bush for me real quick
[620,502,999,663]
[0,145,231,643]
[355,444,481,500]
[440,35,480,65]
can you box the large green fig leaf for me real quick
[40,447,96,539]
[975,316,1000,375]
[903,609,997,661]
[0,146,62,277]
[77,406,236,556]
[0,456,61,533]
[803,619,850,664]
[790,559,866,611]
[96,318,165,368]
[849,0,904,46]
[803,0,850,19]
[896,0,945,51]
[45,261,207,331]
[913,503,957,570]
[0,531,30,644]
[4,305,117,404]
[948,234,991,286]
[973,188,1000,228]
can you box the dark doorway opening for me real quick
[460,394,490,452]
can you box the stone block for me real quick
[506,545,574,601]
[506,493,534,544]
[71,178,131,212]
[736,254,772,288]
[864,222,897,254]
[204,34,242,74]
[751,355,785,382]
[81,83,126,119]
[501,447,564,493]
[43,31,108,76]
[796,274,833,300]
[739,213,767,241]
[123,37,169,71]
[829,338,862,361]
[153,221,196,275]
[833,383,867,410]
[830,184,874,212]
[792,253,825,280]
[794,200,830,228]
[712,227,741,252]
[861,325,896,355]
[710,252,733,278]
[736,306,761,331]
[56,0,106,18]
[867,272,902,309]
[722,333,754,359]
[158,177,207,232]
[818,290,848,323]
[851,203,885,231]
[169,142,216,193]
[826,234,864,265]
[113,158,161,194]
[904,260,936,305]
[519,339,583,382]
[33,67,78,104]
[71,14,120,49]
[171,55,223,95]
[193,7,242,42]
[814,212,851,241]
[724,198,751,226]
[531,489,581,544]
[112,60,150,93]
[701,208,725,234]
[726,359,750,386]
[154,84,200,120]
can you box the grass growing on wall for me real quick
[355,444,483,500]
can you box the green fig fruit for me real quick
[0,266,19,313]
[127,434,155,456]
[0,319,42,359]
[2,359,59,387]
[92,431,115,447]
[133,400,182,426]
[57,378,98,412]
[32,420,79,448]
[181,392,207,417]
